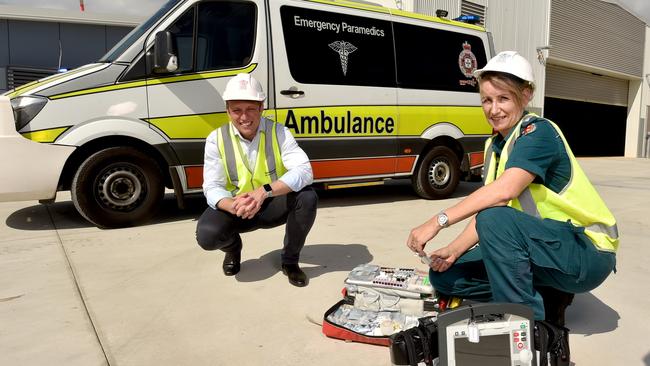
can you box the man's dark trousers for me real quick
[196,187,318,264]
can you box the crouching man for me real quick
[196,73,317,287]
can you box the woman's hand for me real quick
[406,218,440,255]
[428,246,458,272]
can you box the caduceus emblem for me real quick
[329,41,357,76]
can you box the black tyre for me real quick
[71,147,164,228]
[412,145,460,200]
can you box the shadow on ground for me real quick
[565,292,619,335]
[315,179,481,208]
[234,243,373,283]
[5,181,481,231]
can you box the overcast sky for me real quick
[1,0,649,24]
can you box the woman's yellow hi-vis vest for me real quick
[217,118,287,195]
[483,113,619,253]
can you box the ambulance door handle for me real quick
[280,87,305,98]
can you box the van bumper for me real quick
[0,96,75,202]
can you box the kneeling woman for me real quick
[406,51,617,324]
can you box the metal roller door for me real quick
[543,0,644,156]
[549,0,644,78]
[545,64,629,107]
[544,64,628,156]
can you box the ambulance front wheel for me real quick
[412,145,460,200]
[71,147,164,228]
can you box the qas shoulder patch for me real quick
[521,123,537,136]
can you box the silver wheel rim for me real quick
[428,159,451,188]
[97,165,145,210]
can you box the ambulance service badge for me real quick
[458,42,477,86]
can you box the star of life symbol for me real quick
[329,41,357,76]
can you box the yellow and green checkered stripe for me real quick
[50,64,258,100]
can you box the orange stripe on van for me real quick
[469,152,484,169]
[185,166,204,189]
[184,156,417,188]
[312,156,416,179]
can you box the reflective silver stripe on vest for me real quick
[518,188,541,218]
[586,222,619,239]
[520,187,619,239]
[263,120,278,181]
[220,124,239,188]
[483,142,493,185]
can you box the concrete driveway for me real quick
[1,157,649,366]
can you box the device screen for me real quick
[454,334,511,366]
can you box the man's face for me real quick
[226,100,263,140]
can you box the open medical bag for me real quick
[322,264,443,346]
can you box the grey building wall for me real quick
[0,20,8,90]
[0,19,132,92]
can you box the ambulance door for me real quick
[145,0,268,193]
[268,1,399,184]
[392,18,490,199]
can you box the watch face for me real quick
[438,213,448,226]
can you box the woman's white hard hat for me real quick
[222,73,266,102]
[473,51,535,85]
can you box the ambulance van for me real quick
[1,0,493,228]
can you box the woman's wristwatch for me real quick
[437,211,449,228]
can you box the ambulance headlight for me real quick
[10,96,48,131]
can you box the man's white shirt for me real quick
[203,117,313,209]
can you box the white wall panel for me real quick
[414,0,461,18]
[485,0,551,113]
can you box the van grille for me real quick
[460,1,485,26]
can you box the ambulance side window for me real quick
[195,2,256,71]
[168,7,195,73]
[393,22,488,92]
[280,6,396,87]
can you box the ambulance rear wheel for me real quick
[71,147,164,228]
[412,145,460,200]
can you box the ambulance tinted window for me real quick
[196,1,256,71]
[168,7,195,73]
[280,6,396,87]
[393,22,488,92]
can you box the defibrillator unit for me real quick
[389,302,537,366]
[438,303,535,366]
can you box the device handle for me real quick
[436,302,534,328]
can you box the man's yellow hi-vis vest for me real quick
[483,113,619,253]
[217,118,287,195]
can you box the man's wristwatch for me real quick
[263,183,273,198]
[437,212,449,228]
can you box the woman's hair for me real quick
[478,71,535,109]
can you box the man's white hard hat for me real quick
[222,73,266,102]
[473,51,535,85]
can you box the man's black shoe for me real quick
[281,263,307,287]
[222,250,241,276]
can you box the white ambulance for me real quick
[1,0,493,228]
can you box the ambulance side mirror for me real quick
[153,31,178,74]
